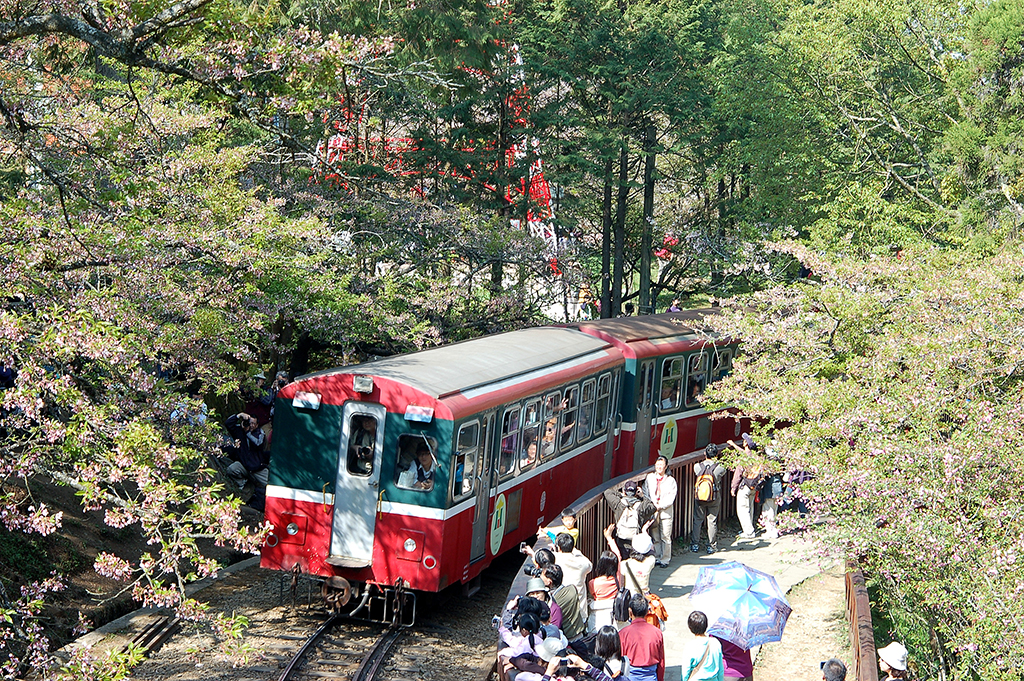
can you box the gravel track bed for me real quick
[130,553,520,681]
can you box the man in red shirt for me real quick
[619,594,665,681]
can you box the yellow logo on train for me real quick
[489,493,507,555]
[659,417,678,458]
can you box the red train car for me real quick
[571,311,742,477]
[260,312,741,623]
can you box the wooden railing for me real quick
[504,448,737,613]
[495,450,736,681]
[845,561,879,681]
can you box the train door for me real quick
[469,412,495,563]
[328,401,386,567]
[634,360,655,470]
[602,371,619,482]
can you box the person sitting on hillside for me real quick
[222,412,269,511]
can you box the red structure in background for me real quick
[314,33,559,268]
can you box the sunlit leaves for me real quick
[705,244,1024,679]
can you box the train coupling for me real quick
[321,576,416,626]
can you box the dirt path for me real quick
[754,567,851,681]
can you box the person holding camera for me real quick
[537,651,620,681]
[603,480,657,559]
[348,415,377,475]
[222,412,270,511]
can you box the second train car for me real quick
[260,310,740,623]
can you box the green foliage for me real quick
[0,530,86,582]
[705,245,1024,680]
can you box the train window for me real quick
[594,373,612,434]
[452,422,478,501]
[559,386,579,450]
[539,391,561,461]
[640,361,655,410]
[578,379,595,443]
[498,406,521,479]
[520,400,540,473]
[711,348,734,381]
[346,414,378,477]
[659,358,683,411]
[395,434,438,491]
[685,353,709,407]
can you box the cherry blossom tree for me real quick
[704,244,1024,680]
[0,0,550,677]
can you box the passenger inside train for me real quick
[397,439,436,490]
[347,415,376,476]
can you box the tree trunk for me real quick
[491,258,504,294]
[711,175,727,286]
[601,157,613,319]
[640,119,655,315]
[291,331,313,378]
[613,135,629,317]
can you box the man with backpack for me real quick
[604,480,658,559]
[691,443,727,554]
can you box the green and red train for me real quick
[260,311,741,623]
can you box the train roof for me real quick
[570,309,719,342]
[299,327,612,399]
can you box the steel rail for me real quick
[277,614,341,681]
[351,625,404,681]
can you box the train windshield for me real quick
[346,414,378,476]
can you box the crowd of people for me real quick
[497,442,905,681]
[500,466,694,681]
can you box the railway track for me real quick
[127,555,522,681]
[277,617,409,681]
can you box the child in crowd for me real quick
[539,508,579,548]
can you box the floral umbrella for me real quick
[688,561,793,650]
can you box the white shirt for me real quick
[555,549,593,616]
[644,472,677,511]
[398,463,434,489]
[621,553,655,594]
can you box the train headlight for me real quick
[286,523,299,536]
[404,538,417,553]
